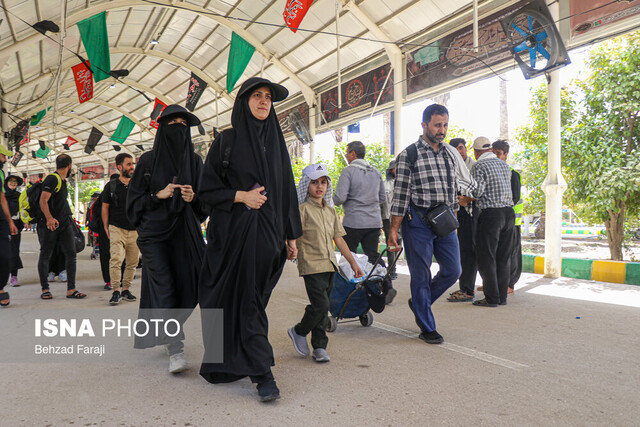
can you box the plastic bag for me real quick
[338,252,385,283]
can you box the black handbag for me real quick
[424,204,459,238]
[71,218,85,253]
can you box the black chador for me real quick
[126,105,208,357]
[198,78,302,400]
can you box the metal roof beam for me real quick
[1,0,316,105]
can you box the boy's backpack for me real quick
[19,174,62,224]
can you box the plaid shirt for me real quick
[391,137,475,217]
[471,152,513,209]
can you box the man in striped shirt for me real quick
[387,104,475,344]
[468,137,515,307]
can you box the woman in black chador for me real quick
[198,77,302,402]
[4,175,24,286]
[126,105,208,374]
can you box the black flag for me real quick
[185,72,208,112]
[10,151,23,166]
[10,120,29,149]
[84,127,104,154]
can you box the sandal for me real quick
[66,290,87,299]
[41,290,53,300]
[447,290,473,302]
[0,291,9,307]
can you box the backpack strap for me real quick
[406,143,418,175]
[220,129,235,180]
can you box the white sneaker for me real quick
[312,348,330,363]
[169,352,188,373]
[58,270,67,282]
[48,272,55,282]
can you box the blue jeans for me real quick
[402,205,462,333]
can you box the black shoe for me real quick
[109,291,121,305]
[419,330,444,344]
[121,289,137,302]
[385,288,397,305]
[257,380,280,402]
[407,298,421,329]
[472,298,498,307]
[389,272,398,280]
[499,300,507,306]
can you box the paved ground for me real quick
[2,232,640,426]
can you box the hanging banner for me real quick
[111,116,135,144]
[320,63,394,123]
[77,12,111,82]
[406,1,529,97]
[226,32,255,93]
[65,136,78,147]
[80,165,105,181]
[84,127,103,154]
[570,0,640,39]
[9,120,29,150]
[150,98,167,129]
[30,108,50,126]
[185,73,208,112]
[283,0,313,33]
[72,61,94,103]
[10,151,23,167]
[35,145,50,159]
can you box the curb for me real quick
[522,254,640,286]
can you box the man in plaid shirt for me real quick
[387,104,475,344]
[468,137,515,307]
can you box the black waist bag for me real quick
[414,203,459,238]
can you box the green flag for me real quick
[226,32,255,93]
[30,107,50,126]
[110,116,135,144]
[35,145,50,159]
[77,12,111,82]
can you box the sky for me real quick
[307,46,594,163]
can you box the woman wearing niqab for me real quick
[198,77,302,402]
[126,104,208,373]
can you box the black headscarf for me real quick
[127,104,205,236]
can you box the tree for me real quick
[513,83,578,215]
[564,32,640,260]
[515,31,640,260]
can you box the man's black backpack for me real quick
[87,179,117,233]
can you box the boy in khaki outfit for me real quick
[288,164,363,362]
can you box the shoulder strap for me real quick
[406,144,418,175]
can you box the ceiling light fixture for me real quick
[150,39,158,45]
[110,84,116,88]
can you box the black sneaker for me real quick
[121,290,137,302]
[419,330,444,344]
[257,380,280,402]
[385,288,397,305]
[109,291,121,305]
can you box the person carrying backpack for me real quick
[0,144,19,307]
[37,154,86,300]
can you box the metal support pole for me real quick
[391,53,403,155]
[336,1,342,110]
[473,0,479,53]
[74,167,79,220]
[541,3,566,278]
[309,101,317,163]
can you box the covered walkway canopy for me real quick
[2,0,639,175]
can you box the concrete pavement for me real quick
[2,232,640,426]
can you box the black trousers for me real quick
[382,219,401,274]
[37,221,77,291]
[98,229,110,283]
[343,226,381,266]
[475,207,515,305]
[510,226,522,288]
[456,206,478,296]
[0,220,10,291]
[10,229,22,276]
[294,272,334,350]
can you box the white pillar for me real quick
[541,3,567,278]
[74,168,80,220]
[541,72,566,278]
